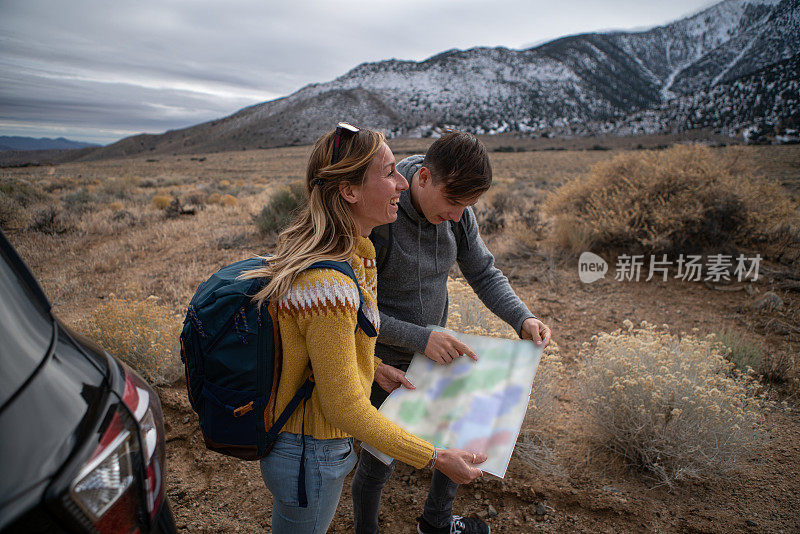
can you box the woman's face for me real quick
[346,142,409,236]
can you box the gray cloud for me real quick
[0,0,720,144]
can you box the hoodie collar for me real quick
[396,155,431,227]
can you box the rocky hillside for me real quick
[70,0,800,161]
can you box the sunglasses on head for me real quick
[331,122,360,165]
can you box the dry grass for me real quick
[545,145,800,259]
[254,182,306,236]
[152,194,172,209]
[715,328,765,373]
[81,296,183,385]
[3,140,797,410]
[578,321,768,487]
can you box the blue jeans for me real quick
[351,376,459,534]
[261,432,358,534]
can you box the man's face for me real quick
[416,167,482,225]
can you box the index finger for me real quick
[542,328,551,347]
[400,374,416,390]
[456,340,478,361]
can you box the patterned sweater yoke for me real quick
[273,236,432,469]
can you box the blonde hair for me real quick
[242,127,385,304]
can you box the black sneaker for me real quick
[416,514,490,534]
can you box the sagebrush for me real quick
[546,145,800,257]
[715,328,764,373]
[254,182,306,236]
[82,296,183,386]
[579,321,766,487]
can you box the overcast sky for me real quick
[0,0,721,145]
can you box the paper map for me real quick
[364,327,543,477]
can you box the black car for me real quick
[0,228,176,534]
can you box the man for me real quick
[352,131,552,534]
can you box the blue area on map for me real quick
[430,377,454,398]
[449,385,525,435]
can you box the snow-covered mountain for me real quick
[82,0,799,160]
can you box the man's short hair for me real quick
[423,131,492,202]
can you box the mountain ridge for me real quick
[33,0,800,163]
[0,136,100,152]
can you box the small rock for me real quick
[535,503,547,516]
[602,485,621,494]
[746,519,758,527]
[752,291,783,312]
[474,492,482,500]
[477,510,489,520]
[488,505,498,518]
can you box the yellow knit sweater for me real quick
[275,236,435,469]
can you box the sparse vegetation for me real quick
[0,195,21,229]
[63,188,96,213]
[2,142,798,532]
[716,328,765,372]
[28,207,74,234]
[219,193,238,207]
[82,296,182,386]
[0,176,46,207]
[100,176,136,200]
[152,194,172,209]
[546,145,800,257]
[578,321,767,487]
[254,182,305,236]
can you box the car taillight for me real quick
[121,368,165,520]
[69,363,166,533]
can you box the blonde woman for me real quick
[243,124,486,534]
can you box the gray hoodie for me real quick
[375,155,534,365]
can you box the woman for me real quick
[242,124,485,533]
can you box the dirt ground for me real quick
[160,252,800,533]
[4,141,799,532]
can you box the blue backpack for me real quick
[180,256,377,468]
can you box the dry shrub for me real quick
[63,188,98,214]
[447,277,562,472]
[152,194,172,209]
[546,145,800,258]
[82,296,182,386]
[0,176,47,207]
[578,321,767,487]
[0,195,22,229]
[28,207,75,235]
[207,192,222,205]
[760,351,795,385]
[447,276,517,338]
[100,176,137,200]
[220,194,238,207]
[475,188,544,238]
[715,329,764,373]
[714,330,794,385]
[254,182,306,236]
[109,201,125,211]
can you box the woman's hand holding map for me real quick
[433,449,487,484]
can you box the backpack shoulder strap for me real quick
[369,224,393,274]
[305,260,377,338]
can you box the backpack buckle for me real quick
[233,401,255,417]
